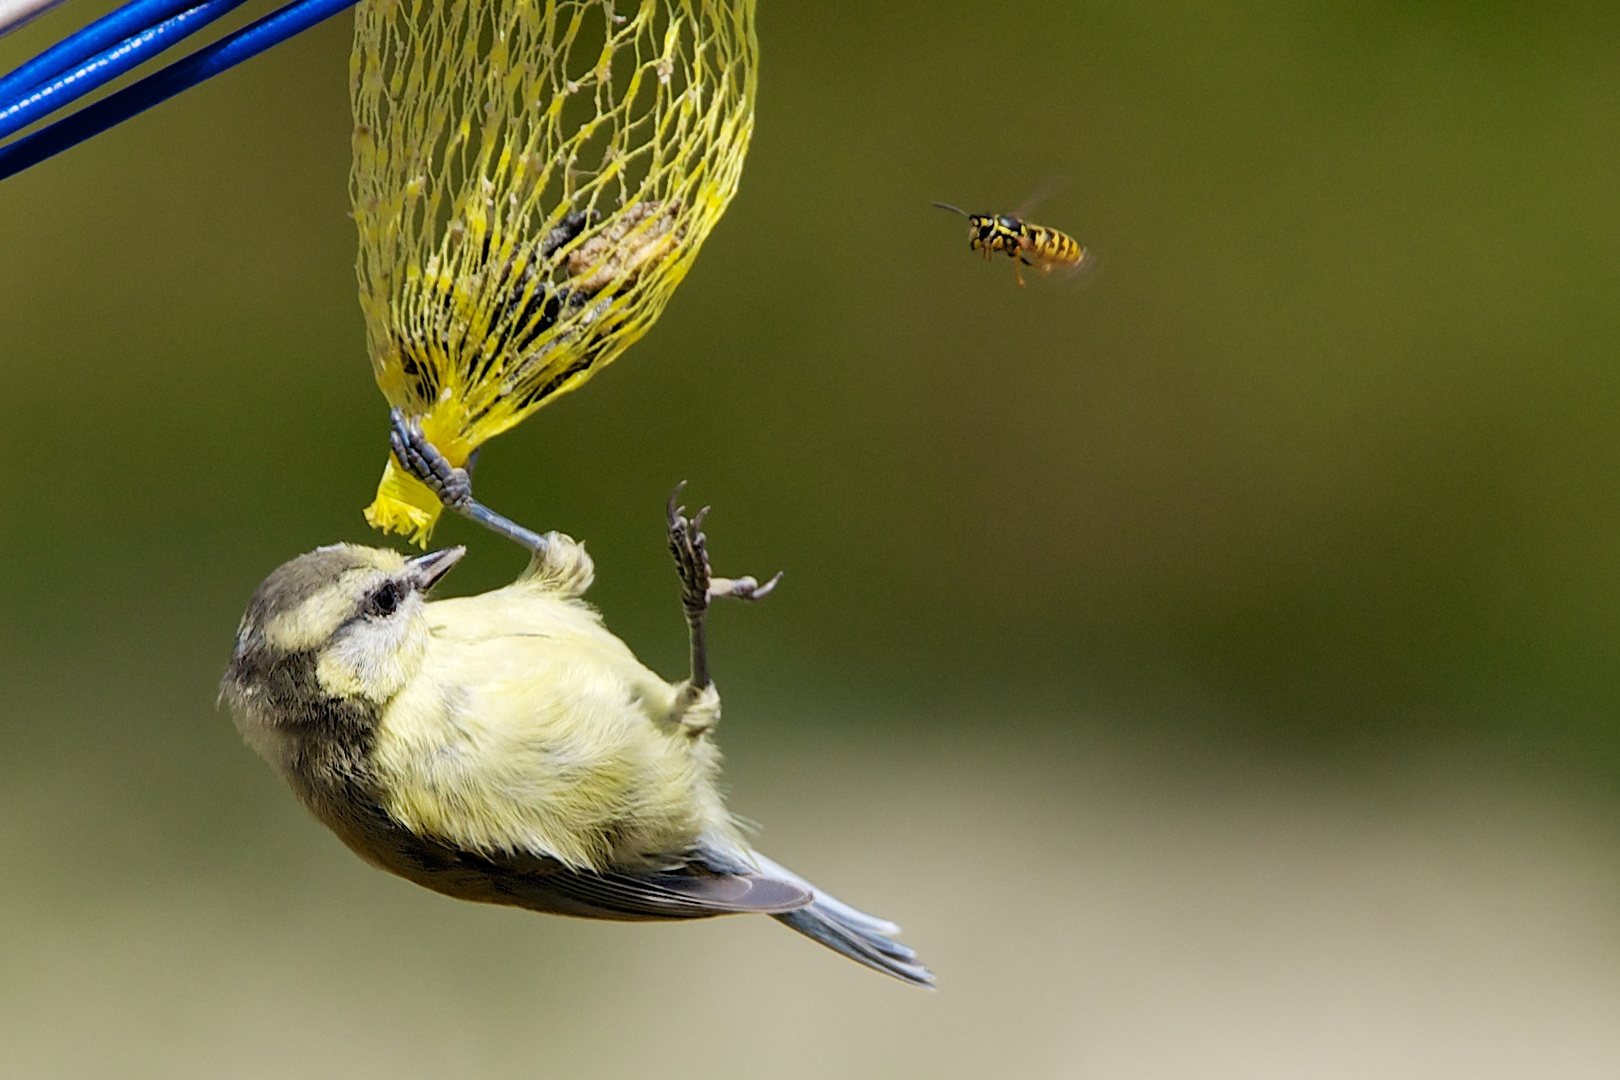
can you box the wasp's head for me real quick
[933,202,1019,257]
[968,215,1019,255]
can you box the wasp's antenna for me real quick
[931,201,971,217]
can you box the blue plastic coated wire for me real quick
[0,0,357,181]
[0,0,248,143]
[0,0,198,105]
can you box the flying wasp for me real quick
[932,199,1088,286]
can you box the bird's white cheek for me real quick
[315,649,369,700]
[316,619,427,703]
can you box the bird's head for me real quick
[221,544,463,765]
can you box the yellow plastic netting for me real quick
[350,0,759,543]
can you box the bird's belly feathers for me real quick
[368,591,727,871]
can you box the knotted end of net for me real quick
[362,406,475,544]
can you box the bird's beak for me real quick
[406,546,465,591]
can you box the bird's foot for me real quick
[389,408,472,511]
[666,481,782,625]
[387,409,550,557]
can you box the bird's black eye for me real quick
[367,581,404,618]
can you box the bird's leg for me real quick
[388,408,549,556]
[666,482,782,696]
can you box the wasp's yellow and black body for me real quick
[933,202,1087,286]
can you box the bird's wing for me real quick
[466,845,814,921]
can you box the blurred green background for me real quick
[4,1,1620,1075]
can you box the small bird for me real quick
[221,410,932,987]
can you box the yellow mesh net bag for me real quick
[350,0,759,543]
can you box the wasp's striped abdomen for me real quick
[1021,224,1085,270]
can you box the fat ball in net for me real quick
[351,0,759,543]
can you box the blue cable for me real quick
[0,0,198,105]
[0,0,358,181]
[0,0,249,143]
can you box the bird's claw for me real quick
[666,482,781,622]
[389,408,472,510]
[710,572,784,602]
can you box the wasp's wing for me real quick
[1012,176,1072,221]
[1049,246,1104,291]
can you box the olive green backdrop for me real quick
[3,2,1619,1076]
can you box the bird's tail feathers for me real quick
[749,852,934,988]
[749,851,900,935]
[773,902,934,988]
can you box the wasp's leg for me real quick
[666,482,781,698]
[388,409,550,556]
[1015,260,1027,287]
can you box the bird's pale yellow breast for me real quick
[370,585,731,871]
